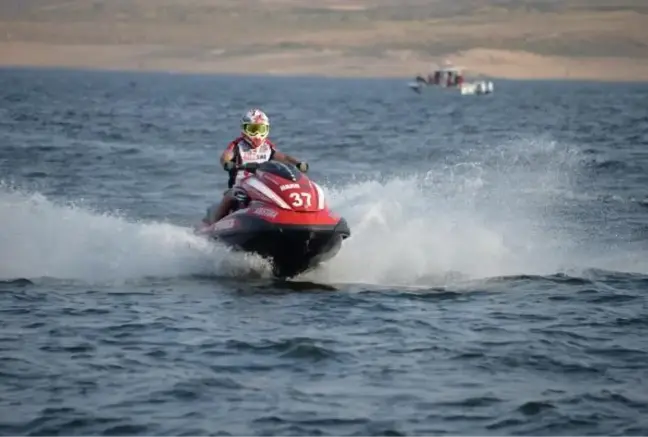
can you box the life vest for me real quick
[226,137,275,188]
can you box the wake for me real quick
[1,139,646,286]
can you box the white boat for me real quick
[460,80,494,95]
[408,60,494,96]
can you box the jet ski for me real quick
[196,161,351,278]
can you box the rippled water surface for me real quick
[1,68,648,435]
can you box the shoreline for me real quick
[3,64,648,84]
[1,43,647,83]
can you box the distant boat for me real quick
[408,60,494,96]
[459,80,494,95]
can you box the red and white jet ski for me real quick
[196,161,351,278]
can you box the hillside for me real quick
[1,0,647,80]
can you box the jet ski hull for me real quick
[200,211,350,278]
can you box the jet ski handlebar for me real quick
[234,162,308,173]
[236,162,261,172]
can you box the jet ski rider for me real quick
[203,108,309,225]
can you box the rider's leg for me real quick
[203,190,236,225]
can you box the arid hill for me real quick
[1,0,647,80]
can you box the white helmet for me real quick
[241,108,269,148]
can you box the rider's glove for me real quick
[297,162,309,173]
[223,161,236,171]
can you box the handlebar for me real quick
[223,162,259,172]
[225,161,308,173]
[236,162,260,172]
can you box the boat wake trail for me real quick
[1,138,646,286]
[306,138,648,286]
[0,187,271,283]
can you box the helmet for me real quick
[241,108,269,148]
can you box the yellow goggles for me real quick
[243,123,269,136]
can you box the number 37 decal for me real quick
[289,192,312,207]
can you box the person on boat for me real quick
[446,71,454,87]
[203,108,309,225]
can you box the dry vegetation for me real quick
[1,0,647,80]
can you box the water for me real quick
[1,67,648,435]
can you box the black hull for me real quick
[208,215,351,278]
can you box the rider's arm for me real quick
[268,141,307,171]
[220,142,236,165]
[272,150,301,165]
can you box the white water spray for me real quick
[1,138,645,286]
[306,138,647,284]
[0,187,271,283]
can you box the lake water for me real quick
[1,67,648,435]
